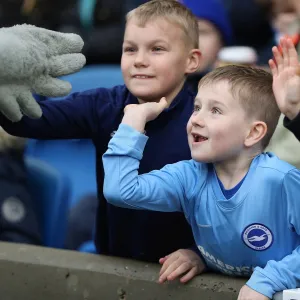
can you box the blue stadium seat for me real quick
[48,64,124,99]
[26,139,97,207]
[26,157,71,248]
[77,240,97,253]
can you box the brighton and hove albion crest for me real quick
[242,223,273,251]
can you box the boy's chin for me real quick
[191,153,214,163]
[134,92,164,103]
[128,85,164,102]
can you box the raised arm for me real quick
[269,37,300,141]
[0,88,113,140]
[103,99,193,214]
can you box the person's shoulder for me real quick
[169,160,209,181]
[74,85,132,107]
[256,152,298,182]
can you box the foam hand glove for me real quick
[0,24,86,122]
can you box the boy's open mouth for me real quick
[192,133,208,143]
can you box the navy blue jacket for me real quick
[284,113,300,142]
[0,84,196,262]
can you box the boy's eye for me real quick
[152,46,164,52]
[123,47,136,53]
[211,107,221,114]
[193,105,200,112]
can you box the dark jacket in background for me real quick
[0,149,41,245]
[221,0,275,65]
[284,113,300,142]
[0,0,74,30]
[59,0,148,64]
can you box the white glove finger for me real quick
[17,90,42,119]
[26,26,84,55]
[32,75,72,97]
[49,53,86,77]
[0,94,22,122]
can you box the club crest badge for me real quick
[242,223,273,251]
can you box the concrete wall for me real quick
[0,242,247,300]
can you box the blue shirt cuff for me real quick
[246,267,281,299]
[111,123,148,159]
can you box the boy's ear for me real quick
[244,121,267,147]
[185,49,201,74]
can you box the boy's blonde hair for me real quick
[126,0,199,49]
[198,65,280,149]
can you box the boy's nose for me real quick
[134,51,149,67]
[191,113,205,128]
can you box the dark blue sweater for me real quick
[284,113,300,142]
[0,84,196,262]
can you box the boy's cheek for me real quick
[186,120,192,133]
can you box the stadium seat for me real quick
[26,157,71,248]
[77,240,97,253]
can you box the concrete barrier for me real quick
[0,242,246,300]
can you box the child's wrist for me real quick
[121,112,146,133]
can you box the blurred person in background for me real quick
[221,0,275,65]
[270,0,300,53]
[59,0,148,64]
[0,0,74,30]
[0,128,41,245]
[0,0,28,27]
[182,0,233,92]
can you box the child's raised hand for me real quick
[124,97,168,122]
[269,37,300,120]
[122,97,168,132]
[158,249,206,284]
[237,285,269,300]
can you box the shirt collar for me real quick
[127,82,195,112]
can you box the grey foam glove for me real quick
[0,24,86,122]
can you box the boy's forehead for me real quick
[125,17,185,42]
[195,81,235,103]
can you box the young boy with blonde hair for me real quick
[103,38,300,300]
[0,0,205,282]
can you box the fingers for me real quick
[272,45,283,73]
[26,26,84,55]
[159,97,168,110]
[32,75,72,97]
[166,262,194,282]
[49,53,86,77]
[17,89,42,119]
[268,59,277,76]
[159,254,176,277]
[159,254,170,265]
[180,267,198,283]
[287,37,299,67]
[281,38,290,69]
[159,259,183,283]
[0,93,22,122]
[159,258,166,264]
